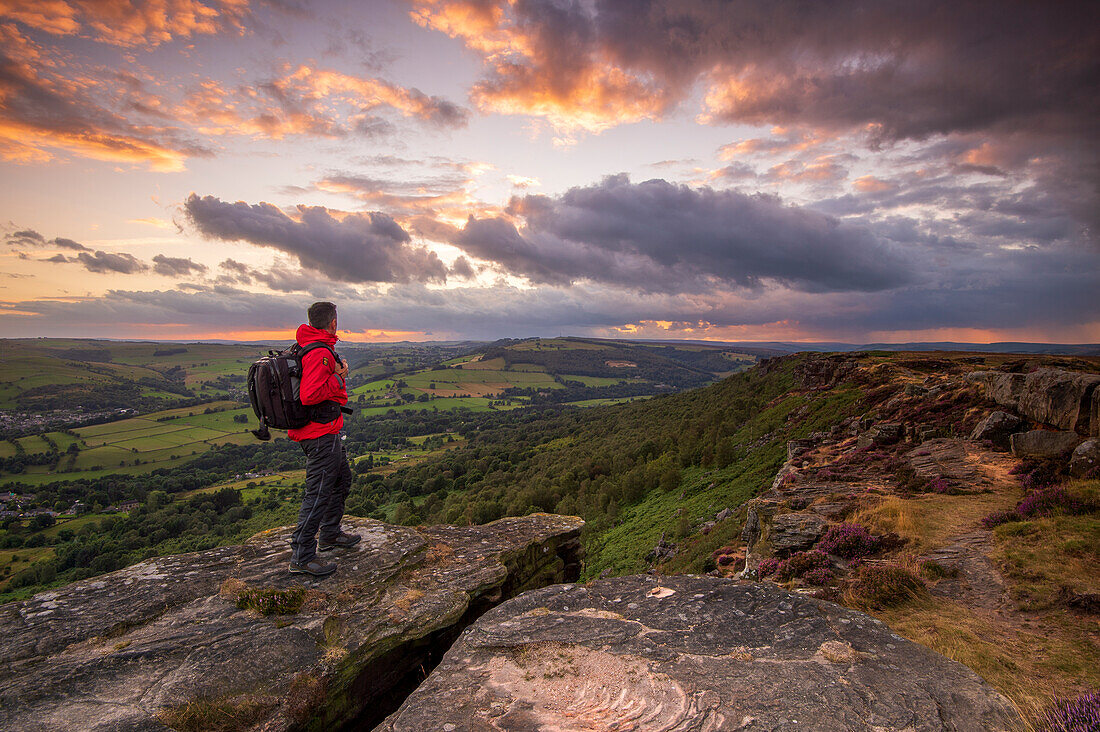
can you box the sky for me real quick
[0,0,1097,344]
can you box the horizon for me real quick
[1,1,1097,343]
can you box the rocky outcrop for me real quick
[770,511,829,555]
[969,410,1024,451]
[1010,429,1083,459]
[967,368,1100,435]
[377,575,1020,731]
[906,438,984,484]
[0,514,584,732]
[857,422,903,448]
[1069,439,1100,478]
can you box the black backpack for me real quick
[247,343,351,440]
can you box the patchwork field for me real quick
[0,402,253,485]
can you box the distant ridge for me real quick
[635,340,1100,357]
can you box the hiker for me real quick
[288,301,361,576]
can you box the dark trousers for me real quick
[291,432,353,564]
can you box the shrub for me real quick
[1037,690,1100,732]
[757,558,781,578]
[981,485,1097,529]
[845,563,925,609]
[802,567,834,585]
[1010,459,1062,492]
[817,523,881,559]
[759,550,830,582]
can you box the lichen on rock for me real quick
[0,514,584,732]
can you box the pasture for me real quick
[0,402,253,485]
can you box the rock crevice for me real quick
[0,514,584,732]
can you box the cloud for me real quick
[1,244,1096,342]
[0,25,209,170]
[4,228,91,251]
[413,0,1096,141]
[447,175,911,293]
[0,0,251,47]
[74,250,149,274]
[184,193,449,283]
[152,254,207,277]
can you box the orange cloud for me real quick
[410,0,667,133]
[0,0,250,47]
[767,157,846,183]
[852,175,895,193]
[0,24,201,169]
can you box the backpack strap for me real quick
[295,342,346,424]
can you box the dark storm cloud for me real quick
[450,175,911,293]
[74,251,149,274]
[441,0,1098,143]
[152,254,207,277]
[183,194,448,284]
[2,239,1096,340]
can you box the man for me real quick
[287,301,361,576]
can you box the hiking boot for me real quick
[288,558,336,576]
[319,531,362,552]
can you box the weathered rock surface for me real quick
[906,438,988,485]
[969,410,1024,451]
[968,368,1100,435]
[770,511,829,555]
[377,575,1020,731]
[0,514,584,732]
[1069,439,1100,478]
[1010,429,1083,459]
[857,422,903,448]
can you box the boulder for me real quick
[857,422,903,448]
[0,514,584,732]
[907,438,981,483]
[377,576,1020,732]
[969,368,1100,435]
[1069,439,1100,478]
[770,511,829,555]
[969,410,1024,451]
[1010,429,1083,459]
[966,371,1027,409]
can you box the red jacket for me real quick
[287,324,348,441]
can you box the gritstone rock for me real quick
[1069,439,1100,478]
[770,512,829,555]
[856,422,903,448]
[0,514,583,732]
[376,575,1020,732]
[970,410,1024,451]
[968,368,1100,435]
[1010,429,1083,459]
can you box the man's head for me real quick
[308,301,338,334]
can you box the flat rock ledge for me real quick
[379,575,1020,732]
[0,513,584,731]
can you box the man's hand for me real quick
[334,358,349,378]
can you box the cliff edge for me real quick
[379,574,1021,731]
[0,513,584,731]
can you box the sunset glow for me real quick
[0,0,1096,344]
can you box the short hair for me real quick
[308,301,337,329]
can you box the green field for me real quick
[0,402,253,485]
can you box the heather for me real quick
[816,522,880,559]
[758,550,832,584]
[981,485,1097,529]
[1037,690,1100,732]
